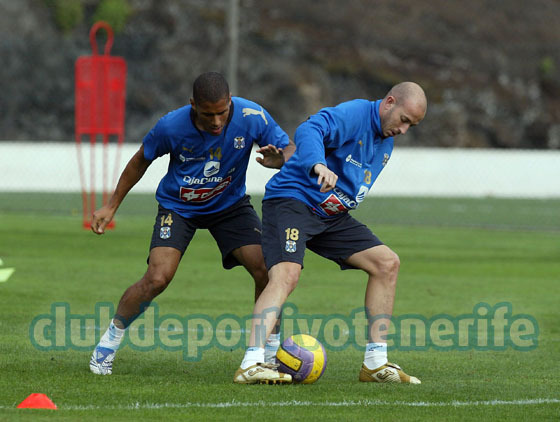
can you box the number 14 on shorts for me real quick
[161,214,174,226]
[159,213,174,240]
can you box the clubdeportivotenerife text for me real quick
[29,301,538,361]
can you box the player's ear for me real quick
[382,96,397,115]
[190,98,196,109]
[386,95,396,106]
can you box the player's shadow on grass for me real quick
[100,349,241,382]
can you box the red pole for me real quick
[89,133,96,228]
[76,134,89,229]
[102,56,110,208]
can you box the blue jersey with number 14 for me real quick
[143,97,289,218]
[264,99,393,217]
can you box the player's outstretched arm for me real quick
[255,139,296,169]
[280,139,296,162]
[313,163,338,192]
[91,145,151,235]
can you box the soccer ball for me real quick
[276,334,327,384]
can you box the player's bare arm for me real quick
[91,145,152,235]
[281,139,296,162]
[256,139,296,169]
[313,163,338,192]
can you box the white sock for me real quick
[241,347,265,369]
[265,333,281,363]
[363,342,388,370]
[98,319,126,351]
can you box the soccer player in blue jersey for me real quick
[234,82,427,384]
[89,72,295,375]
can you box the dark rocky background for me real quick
[2,0,559,148]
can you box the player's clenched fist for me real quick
[91,206,115,234]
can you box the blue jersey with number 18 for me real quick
[142,97,289,218]
[264,99,393,217]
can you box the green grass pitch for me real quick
[0,194,558,420]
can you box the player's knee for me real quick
[380,251,400,280]
[389,251,401,273]
[143,272,173,297]
[267,263,301,295]
[370,250,400,281]
[277,267,301,293]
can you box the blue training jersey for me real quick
[143,97,289,217]
[264,99,393,217]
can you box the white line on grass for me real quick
[4,398,558,410]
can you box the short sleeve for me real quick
[142,119,171,161]
[256,107,290,149]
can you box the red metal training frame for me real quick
[75,21,127,229]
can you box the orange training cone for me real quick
[17,393,57,410]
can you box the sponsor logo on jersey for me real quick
[345,154,362,168]
[204,161,220,177]
[242,107,268,125]
[160,227,171,239]
[180,176,232,202]
[285,240,297,253]
[382,153,390,166]
[182,175,223,185]
[234,136,245,149]
[179,154,205,162]
[356,185,369,203]
[319,194,349,216]
[333,187,358,209]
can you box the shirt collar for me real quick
[372,99,383,138]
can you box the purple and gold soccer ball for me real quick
[276,334,327,384]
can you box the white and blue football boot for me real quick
[89,346,116,375]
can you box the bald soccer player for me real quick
[234,82,427,385]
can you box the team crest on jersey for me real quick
[204,161,220,177]
[382,153,390,166]
[160,227,171,239]
[285,240,297,253]
[319,194,349,216]
[234,136,245,149]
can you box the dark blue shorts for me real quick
[150,195,262,269]
[261,198,383,270]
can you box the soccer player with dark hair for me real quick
[234,82,427,384]
[89,72,295,375]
